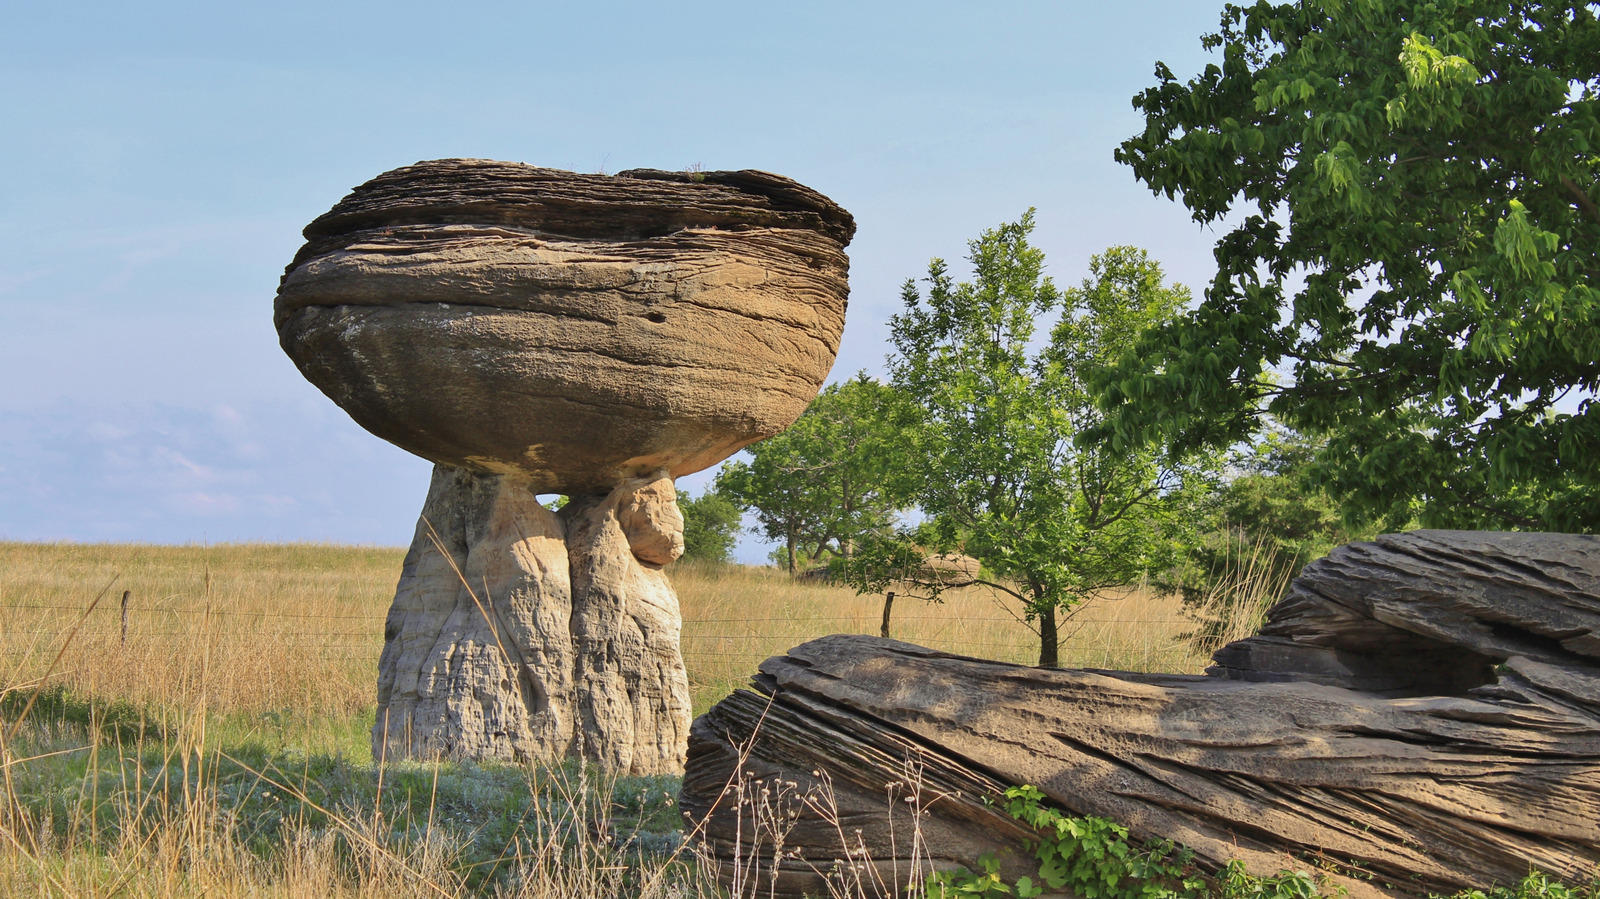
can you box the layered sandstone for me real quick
[683,531,1600,896]
[276,160,853,495]
[276,160,853,772]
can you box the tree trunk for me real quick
[786,527,797,574]
[681,531,1600,898]
[1037,599,1058,668]
[374,463,691,774]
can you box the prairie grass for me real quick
[674,559,1212,713]
[0,542,1213,724]
[0,542,394,724]
[0,541,1215,898]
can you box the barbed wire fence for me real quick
[0,599,1214,666]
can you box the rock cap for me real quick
[276,159,854,494]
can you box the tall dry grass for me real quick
[1,543,1218,723]
[1175,532,1298,654]
[0,540,1275,898]
[0,542,397,719]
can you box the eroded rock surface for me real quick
[278,161,852,773]
[682,531,1600,897]
[275,160,854,495]
[617,478,686,567]
[565,476,692,775]
[375,465,573,763]
[376,465,692,774]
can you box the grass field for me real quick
[0,541,1234,897]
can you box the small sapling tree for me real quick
[717,375,920,574]
[677,486,743,564]
[843,213,1214,667]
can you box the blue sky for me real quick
[1,1,1231,560]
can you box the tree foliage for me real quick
[845,214,1213,667]
[1101,0,1600,531]
[716,375,919,573]
[676,486,743,564]
[1160,425,1376,647]
[1206,427,1366,570]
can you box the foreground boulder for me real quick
[681,531,1600,896]
[277,160,853,772]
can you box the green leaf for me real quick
[1104,0,1600,532]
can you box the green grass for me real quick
[1,687,695,897]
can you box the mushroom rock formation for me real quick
[275,160,854,773]
[682,531,1600,897]
[917,551,981,584]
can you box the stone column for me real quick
[273,160,856,773]
[373,464,691,775]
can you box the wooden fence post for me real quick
[879,591,895,639]
[120,590,130,645]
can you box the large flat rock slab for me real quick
[682,532,1600,897]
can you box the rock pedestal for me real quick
[373,465,692,774]
[274,160,854,771]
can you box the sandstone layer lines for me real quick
[277,159,853,493]
[683,532,1600,897]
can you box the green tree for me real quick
[1101,0,1600,531]
[676,486,743,564]
[1209,427,1367,571]
[846,214,1213,667]
[716,375,919,574]
[1160,425,1377,647]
